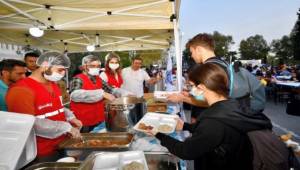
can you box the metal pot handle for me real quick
[123,109,134,126]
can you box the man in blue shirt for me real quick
[0,59,26,111]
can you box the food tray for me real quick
[133,112,178,134]
[153,91,180,102]
[79,151,149,170]
[58,132,134,160]
[25,162,81,170]
[145,152,179,170]
[59,132,133,150]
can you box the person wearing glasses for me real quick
[70,55,115,132]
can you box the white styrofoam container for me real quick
[0,111,36,170]
[153,91,180,102]
[92,151,148,170]
[133,112,178,134]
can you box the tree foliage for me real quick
[182,48,195,71]
[182,31,236,66]
[211,31,235,60]
[239,35,270,61]
[291,8,300,61]
[270,35,293,63]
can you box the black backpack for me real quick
[205,57,266,112]
[247,130,300,170]
[213,120,300,170]
[286,94,300,116]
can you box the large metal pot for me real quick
[105,96,146,132]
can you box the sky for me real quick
[179,0,300,51]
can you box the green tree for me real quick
[183,31,236,63]
[291,8,300,61]
[239,35,270,62]
[211,31,235,60]
[182,48,195,71]
[270,35,293,63]
[68,53,84,76]
[116,51,131,68]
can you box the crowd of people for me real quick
[243,62,300,85]
[237,61,300,103]
[0,51,161,164]
[0,33,298,169]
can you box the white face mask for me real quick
[88,68,100,76]
[44,72,64,82]
[109,63,119,70]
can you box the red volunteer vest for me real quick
[70,73,104,126]
[105,71,123,88]
[15,78,66,156]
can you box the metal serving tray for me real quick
[25,162,81,170]
[59,132,134,150]
[58,132,134,160]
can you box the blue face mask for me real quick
[190,86,205,101]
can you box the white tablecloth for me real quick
[276,81,300,88]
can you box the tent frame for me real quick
[0,0,183,90]
[1,0,171,29]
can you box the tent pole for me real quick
[137,39,169,45]
[55,13,106,29]
[0,20,31,26]
[101,34,153,47]
[0,7,43,19]
[101,35,132,40]
[172,3,182,91]
[48,36,87,45]
[113,13,169,19]
[0,0,39,21]
[101,39,132,47]
[114,0,168,13]
[8,0,44,8]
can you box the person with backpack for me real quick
[167,33,266,113]
[145,63,273,170]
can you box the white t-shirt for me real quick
[121,67,150,97]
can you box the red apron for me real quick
[105,71,123,88]
[70,73,104,126]
[16,78,66,156]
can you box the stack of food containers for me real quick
[0,111,36,170]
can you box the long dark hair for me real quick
[188,63,229,98]
[105,52,121,75]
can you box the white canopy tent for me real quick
[0,0,183,89]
